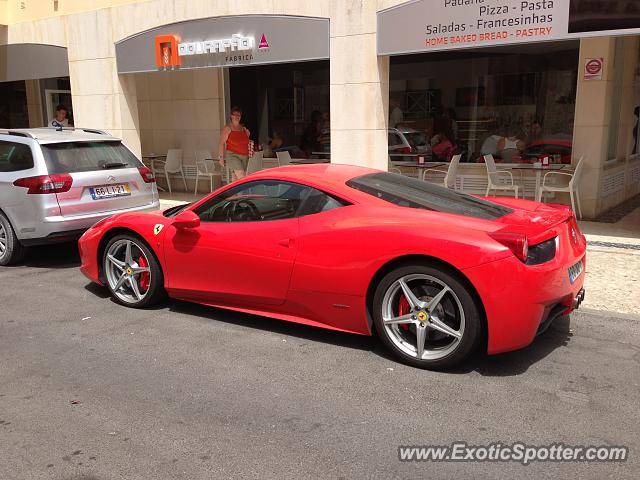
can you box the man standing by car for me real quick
[50,104,70,128]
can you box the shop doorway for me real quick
[228,60,329,159]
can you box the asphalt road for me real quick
[1,244,639,480]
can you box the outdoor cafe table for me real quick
[507,163,572,200]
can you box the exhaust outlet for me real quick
[572,288,585,310]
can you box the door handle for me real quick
[278,238,294,248]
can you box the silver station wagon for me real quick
[0,128,159,265]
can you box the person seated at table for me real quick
[431,131,456,162]
[262,129,284,158]
[496,129,525,162]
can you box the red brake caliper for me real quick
[138,255,150,290]
[398,295,410,331]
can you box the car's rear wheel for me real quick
[0,213,26,266]
[103,234,165,308]
[373,264,481,370]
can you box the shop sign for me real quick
[116,15,329,74]
[378,0,640,55]
[155,33,265,69]
[584,58,603,81]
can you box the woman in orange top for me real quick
[219,106,251,180]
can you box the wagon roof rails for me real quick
[80,128,108,135]
[43,126,109,135]
[0,130,37,139]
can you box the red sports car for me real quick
[78,164,586,369]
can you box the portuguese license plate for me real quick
[568,259,584,284]
[90,184,131,200]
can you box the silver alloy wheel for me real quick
[0,222,7,259]
[381,273,465,361]
[105,239,152,304]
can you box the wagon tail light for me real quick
[138,166,156,183]
[489,231,529,262]
[399,146,412,154]
[13,174,73,194]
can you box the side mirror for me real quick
[173,210,201,229]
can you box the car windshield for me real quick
[41,141,142,174]
[346,172,513,220]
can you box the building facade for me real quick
[2,0,640,219]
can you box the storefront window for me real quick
[229,61,329,159]
[390,41,580,163]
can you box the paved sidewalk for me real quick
[578,207,640,316]
[159,193,640,317]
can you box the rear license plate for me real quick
[568,259,584,284]
[90,184,131,200]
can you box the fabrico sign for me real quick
[378,0,640,55]
[155,33,267,69]
[116,16,329,74]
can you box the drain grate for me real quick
[587,241,640,251]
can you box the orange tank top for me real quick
[226,129,249,156]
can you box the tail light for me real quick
[13,174,73,194]
[567,215,586,246]
[138,166,156,183]
[489,231,529,262]
[399,146,412,154]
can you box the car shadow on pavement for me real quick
[10,242,80,269]
[455,315,574,377]
[165,299,574,375]
[166,299,376,352]
[83,282,112,299]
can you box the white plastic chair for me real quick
[483,154,519,198]
[388,156,401,174]
[421,154,462,189]
[276,150,292,166]
[537,156,584,219]
[156,149,186,194]
[246,151,264,174]
[194,150,222,194]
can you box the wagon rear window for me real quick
[346,172,513,220]
[42,141,141,174]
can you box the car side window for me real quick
[195,180,312,222]
[297,187,349,217]
[388,132,402,147]
[0,141,34,172]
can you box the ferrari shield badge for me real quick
[153,224,164,236]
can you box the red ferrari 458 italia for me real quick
[79,164,586,369]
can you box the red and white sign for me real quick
[155,34,181,68]
[584,58,604,81]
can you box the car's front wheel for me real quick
[103,234,165,308]
[0,213,26,266]
[372,264,482,370]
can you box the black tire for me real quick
[372,263,482,370]
[0,212,27,266]
[103,234,166,308]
